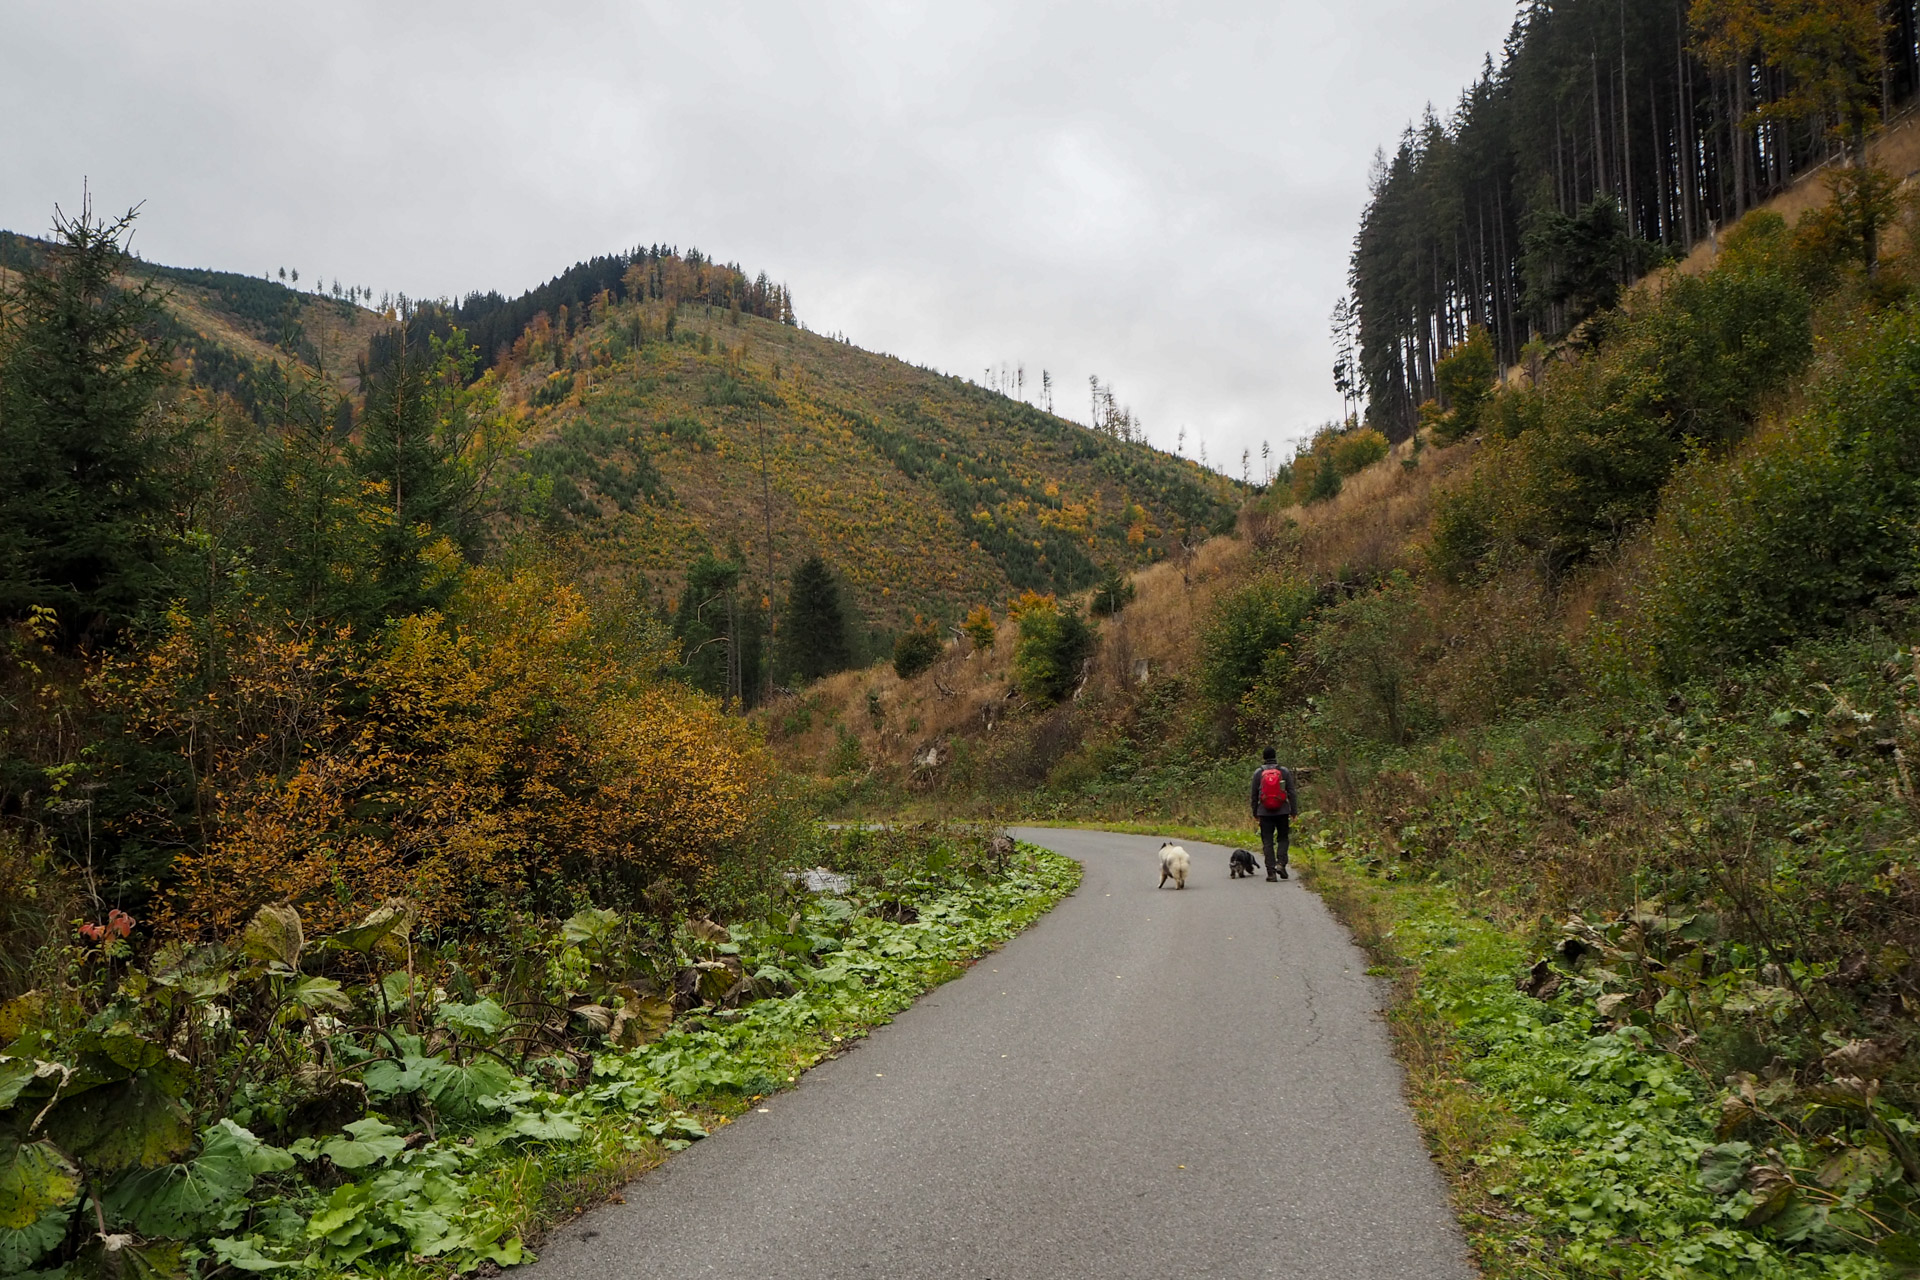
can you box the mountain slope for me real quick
[4,227,1244,635]
[492,297,1243,631]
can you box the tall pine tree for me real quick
[0,200,174,644]
[780,555,852,683]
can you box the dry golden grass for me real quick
[1256,432,1472,583]
[767,429,1479,779]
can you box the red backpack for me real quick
[1260,766,1287,811]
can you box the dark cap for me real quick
[1262,746,1277,762]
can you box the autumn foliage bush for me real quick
[108,567,758,938]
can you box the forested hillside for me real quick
[1345,0,1920,436]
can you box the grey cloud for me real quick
[3,0,1514,469]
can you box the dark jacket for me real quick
[1251,764,1297,818]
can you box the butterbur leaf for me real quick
[381,971,425,1011]
[562,908,620,946]
[102,1119,272,1237]
[1816,1141,1894,1193]
[80,1023,168,1077]
[209,1235,299,1272]
[434,999,511,1040]
[0,1202,70,1273]
[509,1109,583,1142]
[422,1057,515,1118]
[610,993,674,1048]
[42,1069,194,1172]
[0,1141,79,1230]
[240,905,304,972]
[570,1004,613,1032]
[0,992,49,1044]
[83,1234,188,1280]
[1881,1233,1920,1265]
[327,900,412,956]
[361,1055,436,1098]
[1765,1197,1827,1244]
[0,1056,41,1109]
[688,958,744,1005]
[1698,1141,1752,1196]
[318,1117,406,1169]
[304,1183,367,1240]
[290,977,351,1014]
[1742,1162,1794,1226]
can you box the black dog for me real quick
[1229,848,1259,879]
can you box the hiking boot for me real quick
[1265,871,1279,882]
[1278,865,1290,880]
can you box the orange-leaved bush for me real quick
[117,567,756,937]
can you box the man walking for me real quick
[1250,746,1296,881]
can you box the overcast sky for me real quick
[3,1,1515,472]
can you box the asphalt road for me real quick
[521,828,1473,1279]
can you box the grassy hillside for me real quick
[3,230,386,414]
[490,298,1242,634]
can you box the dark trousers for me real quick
[1259,815,1290,873]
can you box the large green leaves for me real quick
[40,1064,193,1172]
[103,1120,292,1238]
[0,1202,70,1273]
[240,905,304,973]
[434,999,510,1041]
[305,1117,407,1170]
[326,899,415,958]
[0,1140,78,1230]
[362,1054,513,1119]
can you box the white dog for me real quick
[1157,842,1190,890]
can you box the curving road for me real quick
[521,829,1473,1279]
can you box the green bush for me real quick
[1630,303,1920,681]
[1306,572,1435,747]
[1431,247,1813,581]
[1198,574,1319,708]
[1289,424,1387,506]
[1432,327,1496,444]
[1329,427,1389,476]
[1012,602,1093,705]
[892,618,944,680]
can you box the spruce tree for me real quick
[351,332,495,621]
[781,555,852,683]
[0,200,174,643]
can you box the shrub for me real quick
[1012,599,1094,705]
[1628,303,1920,681]
[1329,427,1390,476]
[1290,450,1341,505]
[892,618,943,679]
[961,604,996,651]
[1432,327,1496,444]
[1431,243,1813,581]
[1306,572,1435,747]
[1198,574,1319,708]
[123,567,759,936]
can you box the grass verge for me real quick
[1297,835,1896,1280]
[376,842,1082,1278]
[1018,816,1897,1278]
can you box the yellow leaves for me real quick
[151,564,762,938]
[962,605,996,652]
[1006,589,1056,620]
